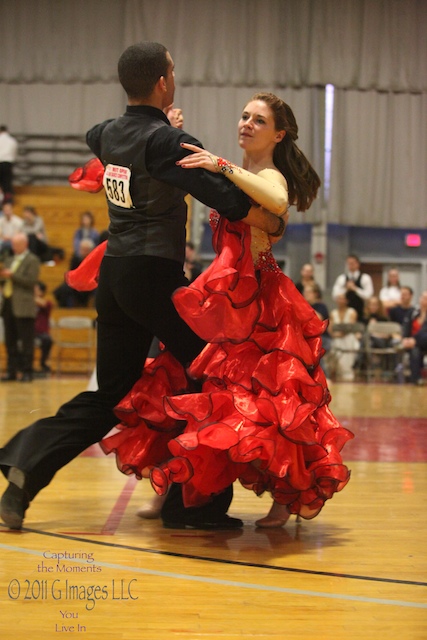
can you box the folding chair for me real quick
[55,316,95,375]
[364,321,403,381]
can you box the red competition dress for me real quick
[67,185,353,518]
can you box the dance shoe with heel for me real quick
[136,493,167,519]
[255,501,291,529]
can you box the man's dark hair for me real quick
[347,254,360,264]
[118,42,169,100]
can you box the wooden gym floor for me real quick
[0,377,426,639]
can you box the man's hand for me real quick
[269,211,289,244]
[241,205,289,238]
[346,280,357,291]
[176,143,218,172]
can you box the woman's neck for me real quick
[242,150,276,174]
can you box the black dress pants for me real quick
[1,298,35,375]
[0,162,13,197]
[0,256,216,506]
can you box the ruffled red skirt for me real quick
[74,216,353,519]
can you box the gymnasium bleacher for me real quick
[1,185,110,374]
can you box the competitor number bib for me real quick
[103,164,134,208]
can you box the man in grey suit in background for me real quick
[0,233,40,382]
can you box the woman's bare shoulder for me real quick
[257,167,288,189]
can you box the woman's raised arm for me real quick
[177,143,288,215]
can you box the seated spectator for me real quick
[184,241,203,283]
[379,268,402,314]
[294,263,317,295]
[34,281,53,373]
[21,206,50,261]
[329,293,361,381]
[364,295,400,375]
[401,291,427,385]
[22,206,47,243]
[72,211,100,256]
[303,282,331,378]
[0,201,23,258]
[389,286,415,337]
[364,295,388,328]
[21,206,64,263]
[54,238,96,308]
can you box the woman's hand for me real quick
[176,143,219,173]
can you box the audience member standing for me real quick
[72,211,100,257]
[0,126,18,202]
[0,233,40,382]
[379,268,401,314]
[0,202,24,258]
[34,281,53,373]
[332,254,374,322]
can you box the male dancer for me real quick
[0,42,285,530]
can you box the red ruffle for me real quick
[66,158,107,291]
[65,240,107,291]
[173,218,259,342]
[68,157,105,193]
[100,351,188,478]
[100,216,353,518]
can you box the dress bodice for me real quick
[210,211,281,274]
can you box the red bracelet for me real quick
[216,157,234,174]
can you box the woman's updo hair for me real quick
[250,93,321,212]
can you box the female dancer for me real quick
[69,93,353,527]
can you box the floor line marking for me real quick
[1,526,426,589]
[0,542,425,610]
[100,475,138,535]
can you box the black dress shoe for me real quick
[163,514,243,530]
[1,374,17,382]
[21,373,33,382]
[1,482,30,530]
